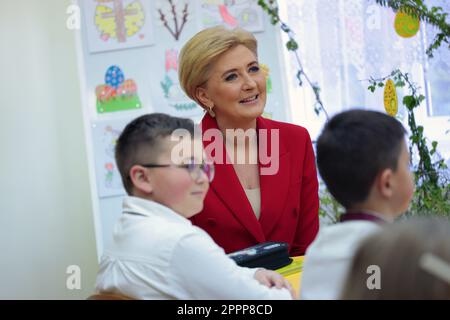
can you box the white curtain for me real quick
[282,0,450,120]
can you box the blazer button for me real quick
[207,218,216,226]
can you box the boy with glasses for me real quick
[95,113,294,299]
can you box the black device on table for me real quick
[228,242,293,270]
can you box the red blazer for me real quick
[191,114,319,256]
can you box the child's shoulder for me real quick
[113,214,198,251]
[306,222,381,258]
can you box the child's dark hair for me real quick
[316,109,406,209]
[115,113,195,195]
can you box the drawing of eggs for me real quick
[117,79,137,96]
[96,84,116,102]
[394,11,420,38]
[384,79,398,116]
[105,65,125,89]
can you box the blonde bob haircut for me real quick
[178,26,258,107]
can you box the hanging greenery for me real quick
[374,0,450,57]
[257,0,450,220]
[257,0,450,112]
[257,0,329,119]
[367,70,450,216]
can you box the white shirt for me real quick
[95,196,291,300]
[300,220,382,300]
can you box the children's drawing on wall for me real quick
[92,119,131,198]
[155,0,189,41]
[83,0,154,53]
[199,0,264,32]
[96,65,142,113]
[160,49,200,115]
[260,63,272,94]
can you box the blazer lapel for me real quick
[201,114,265,243]
[256,117,291,236]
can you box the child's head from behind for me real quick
[341,218,450,299]
[317,109,414,217]
[115,113,212,218]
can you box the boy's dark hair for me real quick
[115,113,195,195]
[316,109,406,209]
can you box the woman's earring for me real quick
[208,105,216,118]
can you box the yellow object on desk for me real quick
[276,256,304,297]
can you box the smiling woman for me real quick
[195,44,267,126]
[178,26,320,256]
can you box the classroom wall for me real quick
[74,0,291,257]
[0,0,98,299]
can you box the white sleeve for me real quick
[166,231,292,300]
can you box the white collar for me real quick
[122,196,191,226]
[346,209,394,223]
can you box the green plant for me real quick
[257,0,450,220]
[257,0,450,117]
[367,70,450,216]
[318,181,345,224]
[257,0,329,119]
[374,0,450,58]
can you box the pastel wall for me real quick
[0,0,98,299]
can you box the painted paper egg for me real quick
[384,79,398,116]
[394,11,420,38]
[105,65,125,89]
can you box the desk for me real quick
[276,256,303,296]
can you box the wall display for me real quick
[95,65,142,113]
[83,0,154,53]
[76,0,290,255]
[91,118,131,198]
[199,0,264,32]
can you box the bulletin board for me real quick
[74,0,292,259]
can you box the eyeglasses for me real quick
[140,162,215,182]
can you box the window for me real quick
[279,0,449,152]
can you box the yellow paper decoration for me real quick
[384,79,398,116]
[260,63,270,80]
[394,11,420,38]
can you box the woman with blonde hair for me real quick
[178,26,319,256]
[341,218,450,299]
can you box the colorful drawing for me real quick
[95,65,142,113]
[104,162,115,187]
[394,11,420,38]
[200,0,264,32]
[83,0,154,53]
[157,0,189,41]
[384,79,398,116]
[260,63,272,94]
[160,49,197,112]
[92,119,132,198]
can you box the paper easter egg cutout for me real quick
[384,79,398,116]
[394,11,420,38]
